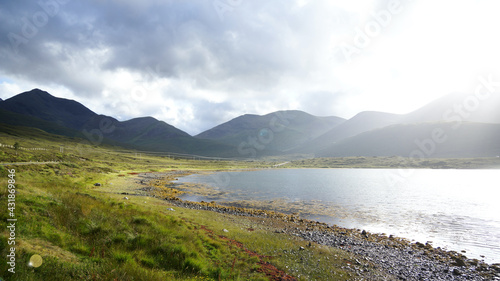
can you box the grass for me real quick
[0,126,363,280]
[0,164,273,280]
[1,124,497,280]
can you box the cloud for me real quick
[1,0,500,134]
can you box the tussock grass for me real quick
[1,164,271,280]
[0,126,395,280]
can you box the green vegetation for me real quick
[1,123,498,280]
[1,165,270,280]
[0,125,369,280]
[0,90,237,157]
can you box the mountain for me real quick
[304,92,500,155]
[0,89,235,156]
[402,92,500,124]
[299,111,401,153]
[2,88,499,158]
[196,110,345,156]
[0,107,82,137]
[316,122,500,158]
[0,88,97,130]
[79,115,234,155]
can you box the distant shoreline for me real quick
[283,156,500,169]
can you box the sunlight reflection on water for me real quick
[176,169,500,263]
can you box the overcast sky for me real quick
[1,0,500,135]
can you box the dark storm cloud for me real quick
[0,0,311,95]
[0,0,106,96]
[0,0,357,133]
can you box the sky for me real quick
[1,0,500,135]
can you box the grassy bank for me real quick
[2,126,499,280]
[0,129,372,280]
[1,161,381,280]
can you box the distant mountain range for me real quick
[300,92,500,157]
[0,89,234,156]
[1,88,500,158]
[196,110,345,155]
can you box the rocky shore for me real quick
[135,171,500,280]
[290,226,500,280]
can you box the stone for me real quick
[452,257,467,267]
[453,268,462,276]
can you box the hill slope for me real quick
[3,88,499,158]
[0,88,97,130]
[196,110,345,156]
[316,122,500,158]
[305,92,500,155]
[402,92,500,124]
[0,107,82,137]
[298,111,402,153]
[0,89,235,156]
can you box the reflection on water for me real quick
[176,168,500,263]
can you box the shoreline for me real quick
[134,170,500,280]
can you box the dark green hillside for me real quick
[196,110,345,155]
[81,115,236,157]
[0,89,236,157]
[0,89,97,130]
[0,108,81,138]
[317,122,500,158]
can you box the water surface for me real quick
[176,168,500,263]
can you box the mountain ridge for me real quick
[0,88,97,130]
[1,89,499,158]
[316,122,500,158]
[196,110,346,156]
[0,89,235,156]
